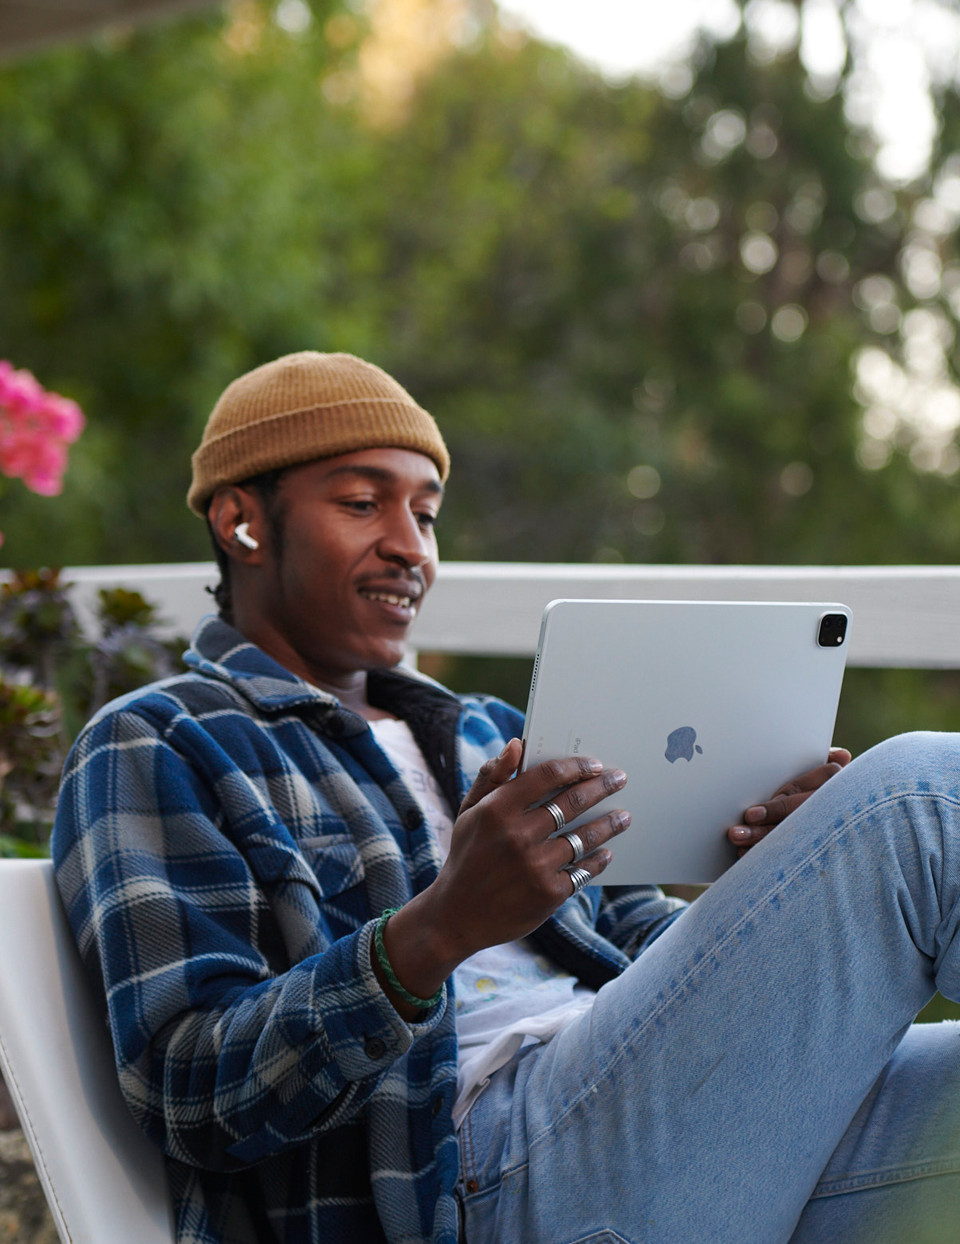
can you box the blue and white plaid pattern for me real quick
[52,616,684,1243]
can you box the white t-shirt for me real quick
[369,717,595,1126]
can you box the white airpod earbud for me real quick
[234,522,260,550]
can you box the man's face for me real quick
[245,447,443,690]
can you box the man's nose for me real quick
[378,508,432,567]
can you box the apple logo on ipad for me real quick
[665,726,703,763]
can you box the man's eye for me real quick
[417,512,438,529]
[343,499,376,513]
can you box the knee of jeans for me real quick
[852,730,960,794]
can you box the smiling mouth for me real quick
[359,588,420,610]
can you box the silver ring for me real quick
[561,830,585,864]
[543,800,566,833]
[568,866,592,895]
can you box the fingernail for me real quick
[610,769,627,789]
[587,758,603,774]
[744,806,766,823]
[613,810,631,831]
[730,825,752,842]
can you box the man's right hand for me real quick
[372,739,629,1016]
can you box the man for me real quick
[53,351,960,1244]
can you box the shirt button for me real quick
[364,1036,387,1060]
[404,808,423,830]
[465,1179,479,1195]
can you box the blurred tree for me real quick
[0,0,374,563]
[2,1,959,574]
[366,22,960,569]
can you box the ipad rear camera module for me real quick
[817,612,848,648]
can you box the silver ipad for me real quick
[519,599,850,884]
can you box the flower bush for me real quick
[0,366,184,854]
[0,570,186,853]
[0,676,62,858]
[0,368,90,851]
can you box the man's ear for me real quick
[208,486,264,563]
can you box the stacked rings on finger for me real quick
[560,830,585,864]
[568,867,592,895]
[543,800,566,833]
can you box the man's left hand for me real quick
[727,747,852,857]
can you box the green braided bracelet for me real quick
[374,908,443,1011]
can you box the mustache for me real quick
[357,567,427,598]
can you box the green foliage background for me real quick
[2,0,960,574]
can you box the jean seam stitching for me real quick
[461,1109,479,1189]
[811,1153,960,1197]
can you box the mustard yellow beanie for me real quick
[187,351,450,516]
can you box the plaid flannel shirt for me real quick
[52,616,684,1243]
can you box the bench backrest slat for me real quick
[47,561,960,669]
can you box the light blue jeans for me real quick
[457,732,960,1243]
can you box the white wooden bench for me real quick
[59,560,960,668]
[0,859,176,1243]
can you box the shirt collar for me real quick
[184,613,454,716]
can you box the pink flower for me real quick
[42,395,84,442]
[25,440,67,496]
[0,362,84,500]
[0,365,43,418]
